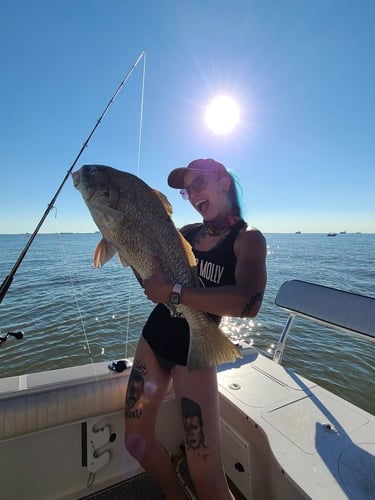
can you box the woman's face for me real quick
[182,171,231,221]
[184,414,204,450]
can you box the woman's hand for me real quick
[142,256,172,304]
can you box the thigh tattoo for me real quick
[125,359,148,419]
[181,397,208,459]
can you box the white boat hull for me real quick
[1,350,374,499]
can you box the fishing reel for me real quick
[0,331,24,347]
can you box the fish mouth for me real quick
[72,170,80,188]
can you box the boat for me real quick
[1,279,374,499]
[327,232,338,237]
[1,50,374,499]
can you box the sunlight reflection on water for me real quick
[0,232,374,415]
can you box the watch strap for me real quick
[169,283,183,305]
[171,283,183,295]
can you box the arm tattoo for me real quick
[241,292,263,316]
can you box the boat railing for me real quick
[273,279,375,364]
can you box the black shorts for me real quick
[142,304,190,366]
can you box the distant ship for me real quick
[327,232,338,237]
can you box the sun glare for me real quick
[204,95,240,134]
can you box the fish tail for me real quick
[187,323,242,371]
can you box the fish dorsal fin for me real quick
[153,189,173,216]
[94,238,118,268]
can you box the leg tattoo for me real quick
[125,358,148,419]
[181,397,208,459]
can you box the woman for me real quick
[125,158,267,499]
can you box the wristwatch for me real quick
[169,283,183,305]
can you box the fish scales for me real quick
[73,164,241,370]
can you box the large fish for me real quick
[72,164,241,371]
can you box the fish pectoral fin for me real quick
[94,238,117,268]
[117,253,130,267]
[91,204,123,230]
[153,189,173,216]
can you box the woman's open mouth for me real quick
[195,199,209,215]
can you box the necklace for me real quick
[201,215,241,237]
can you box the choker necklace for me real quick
[202,215,241,236]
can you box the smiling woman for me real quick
[204,95,240,134]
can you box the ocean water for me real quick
[0,232,374,415]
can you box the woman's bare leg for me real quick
[172,365,235,500]
[124,337,185,499]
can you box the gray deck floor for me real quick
[81,458,246,499]
[80,473,164,499]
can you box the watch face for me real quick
[169,292,180,305]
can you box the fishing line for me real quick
[51,208,127,375]
[124,276,133,360]
[31,208,100,375]
[56,229,98,377]
[124,50,147,359]
[0,49,146,307]
[52,206,138,370]
[136,50,147,177]
[56,49,147,365]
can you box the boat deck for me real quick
[80,458,246,500]
[80,473,164,500]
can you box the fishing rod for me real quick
[0,49,146,308]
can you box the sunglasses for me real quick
[180,175,216,200]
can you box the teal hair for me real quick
[226,169,246,219]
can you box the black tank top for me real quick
[142,219,246,366]
[183,219,247,289]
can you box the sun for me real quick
[204,95,240,134]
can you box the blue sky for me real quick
[1,0,374,234]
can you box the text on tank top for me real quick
[182,220,247,289]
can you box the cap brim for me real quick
[167,167,189,189]
[168,159,228,189]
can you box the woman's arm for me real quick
[142,228,267,318]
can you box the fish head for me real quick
[72,164,134,236]
[72,164,122,208]
[73,164,185,278]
